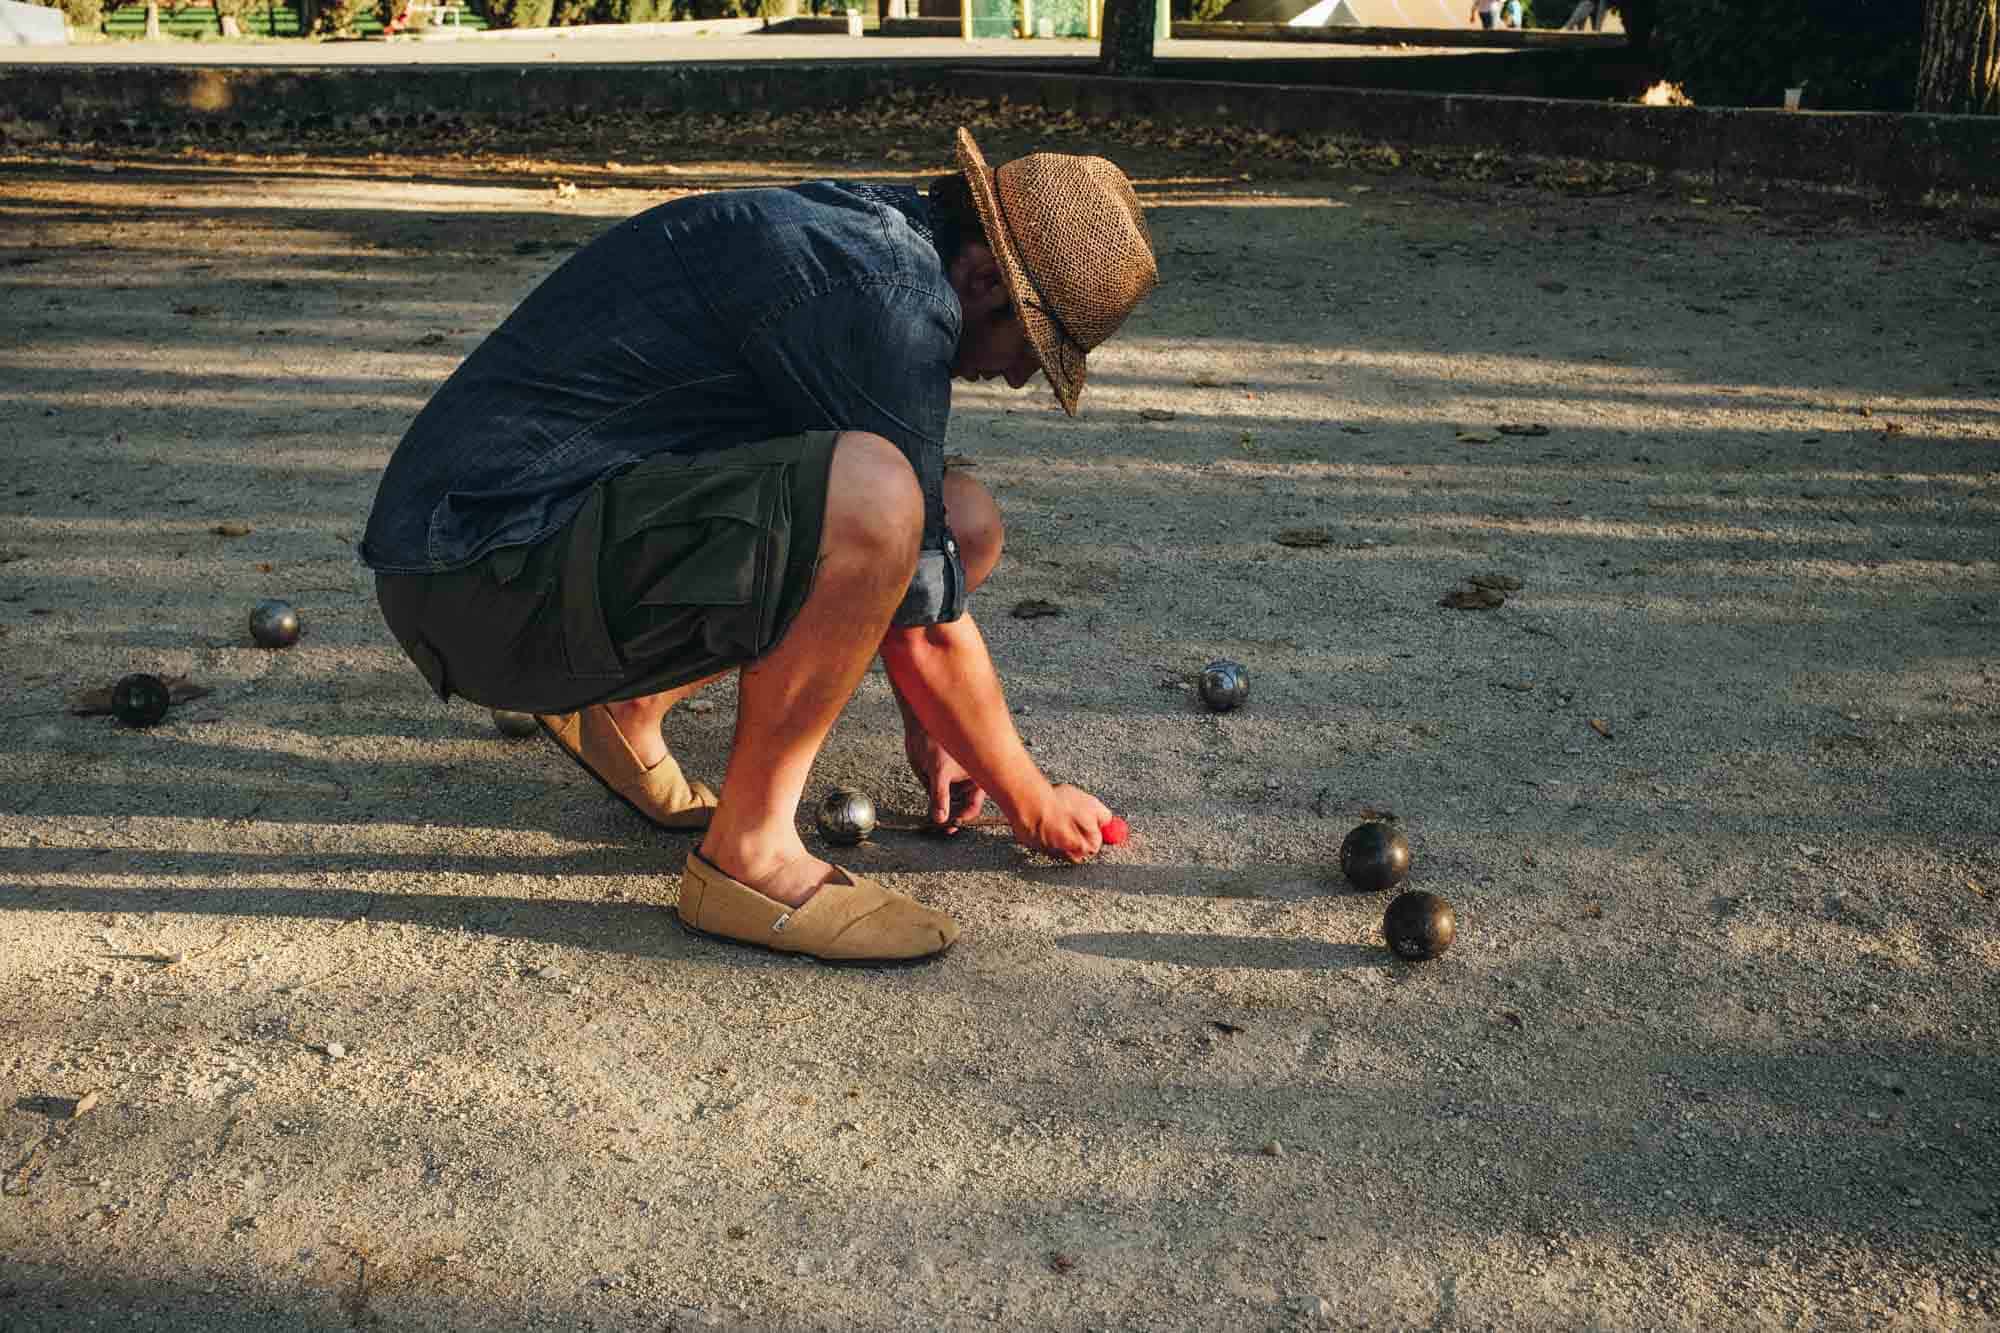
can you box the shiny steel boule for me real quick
[1340,821,1412,894]
[248,598,301,649]
[815,787,878,846]
[111,672,171,728]
[1198,659,1249,712]
[1383,891,1456,962]
[492,709,540,739]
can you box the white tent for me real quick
[1,0,68,44]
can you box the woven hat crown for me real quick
[956,129,1159,415]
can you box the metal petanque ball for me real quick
[1198,659,1249,712]
[248,598,301,649]
[492,709,540,739]
[1383,890,1457,962]
[111,672,171,728]
[815,787,877,847]
[1340,821,1412,894]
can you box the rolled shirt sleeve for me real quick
[743,278,967,627]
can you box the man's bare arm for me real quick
[877,615,1108,862]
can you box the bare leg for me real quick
[603,670,729,770]
[696,432,923,908]
[602,463,993,768]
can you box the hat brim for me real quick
[955,126,1086,418]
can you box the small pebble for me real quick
[1563,745,1584,756]
[685,698,715,715]
[323,1042,346,1060]
[1262,1139,1284,1158]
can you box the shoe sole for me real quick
[536,714,714,834]
[672,911,955,969]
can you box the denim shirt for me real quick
[359,181,965,626]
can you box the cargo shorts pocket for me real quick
[598,462,796,674]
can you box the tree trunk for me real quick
[1917,0,1999,114]
[1098,0,1156,77]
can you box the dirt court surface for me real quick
[2,106,1998,1330]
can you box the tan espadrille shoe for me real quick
[536,706,719,832]
[676,852,958,965]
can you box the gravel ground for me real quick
[1,112,1997,1331]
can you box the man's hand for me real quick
[1010,783,1115,863]
[903,716,989,831]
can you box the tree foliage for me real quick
[310,0,368,30]
[1652,0,1923,109]
[35,0,104,28]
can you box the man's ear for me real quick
[951,242,1010,316]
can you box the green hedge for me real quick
[1651,0,1922,110]
[478,0,551,23]
[476,0,762,23]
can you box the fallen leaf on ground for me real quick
[1273,528,1332,548]
[1139,408,1176,422]
[71,1091,99,1119]
[1456,430,1499,445]
[1589,717,1615,739]
[1010,599,1064,620]
[1497,422,1550,437]
[211,521,253,537]
[1440,584,1508,610]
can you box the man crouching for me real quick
[360,129,1160,965]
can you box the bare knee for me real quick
[826,431,923,571]
[943,469,1005,593]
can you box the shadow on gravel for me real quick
[1056,929,1383,970]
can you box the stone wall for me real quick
[962,68,2000,198]
[2,56,1993,198]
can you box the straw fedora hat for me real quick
[954,127,1159,417]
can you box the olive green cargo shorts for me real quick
[375,433,836,714]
